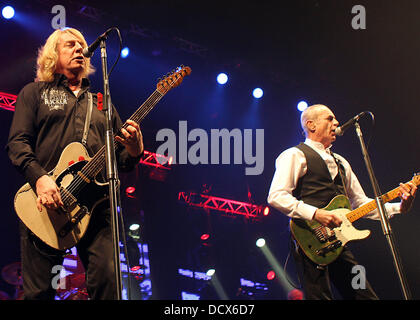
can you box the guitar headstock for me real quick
[157,65,192,95]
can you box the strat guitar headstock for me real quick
[157,65,192,95]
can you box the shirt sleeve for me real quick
[336,155,401,220]
[267,147,318,220]
[6,83,49,187]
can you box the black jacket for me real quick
[7,74,140,187]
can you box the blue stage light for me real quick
[216,73,228,85]
[121,47,130,58]
[2,6,15,19]
[297,101,308,111]
[252,88,263,99]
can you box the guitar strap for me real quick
[82,92,93,146]
[331,152,349,198]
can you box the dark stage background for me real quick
[0,0,419,300]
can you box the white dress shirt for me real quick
[267,138,401,221]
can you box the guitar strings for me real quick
[63,90,163,198]
[63,67,187,199]
[61,70,183,202]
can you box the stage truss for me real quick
[178,191,267,220]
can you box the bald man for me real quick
[267,104,416,300]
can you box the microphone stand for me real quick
[354,121,411,300]
[100,38,123,300]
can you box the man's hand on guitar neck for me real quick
[399,181,417,214]
[115,119,144,158]
[313,209,342,229]
[35,175,64,212]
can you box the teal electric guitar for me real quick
[290,173,419,266]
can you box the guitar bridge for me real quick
[58,205,89,238]
[316,240,342,256]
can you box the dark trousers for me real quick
[292,240,379,300]
[20,204,117,300]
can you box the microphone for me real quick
[335,111,366,136]
[82,28,113,58]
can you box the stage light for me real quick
[263,206,270,216]
[128,223,140,240]
[216,73,228,85]
[126,186,135,194]
[129,224,140,231]
[287,289,304,300]
[266,270,276,281]
[252,88,263,99]
[206,269,215,277]
[200,233,210,241]
[121,47,130,58]
[125,186,136,198]
[256,238,266,248]
[297,100,308,112]
[2,6,15,19]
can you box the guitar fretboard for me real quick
[63,88,166,198]
[346,178,418,222]
[83,89,164,179]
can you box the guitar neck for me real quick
[122,90,164,129]
[346,182,408,223]
[82,89,164,179]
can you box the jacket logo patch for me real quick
[41,88,68,111]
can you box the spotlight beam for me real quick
[259,243,294,293]
[209,273,229,300]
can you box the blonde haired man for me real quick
[267,104,416,299]
[35,28,95,83]
[7,28,144,299]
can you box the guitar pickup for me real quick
[316,240,342,256]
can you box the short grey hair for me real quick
[300,104,328,135]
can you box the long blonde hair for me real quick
[35,28,95,82]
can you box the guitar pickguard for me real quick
[14,142,108,250]
[54,161,108,240]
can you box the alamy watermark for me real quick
[51,265,66,290]
[51,5,66,30]
[351,5,366,30]
[351,264,366,290]
[155,121,264,176]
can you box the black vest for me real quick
[293,143,346,209]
